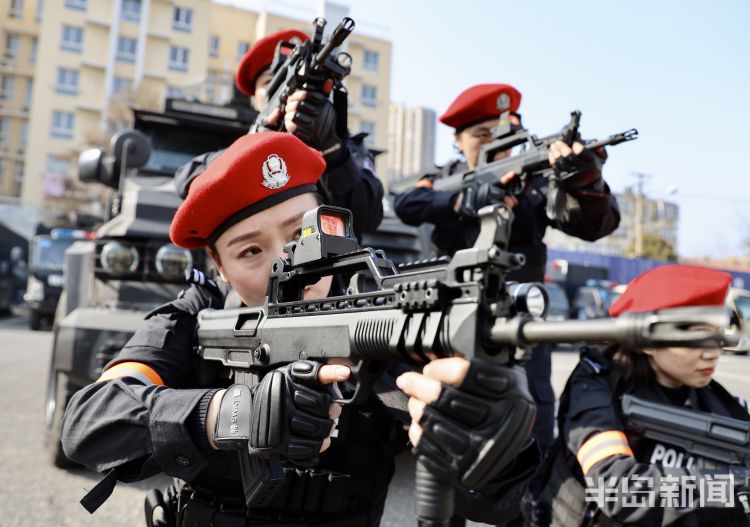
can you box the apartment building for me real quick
[387,103,435,190]
[544,189,680,255]
[0,0,41,198]
[4,0,391,213]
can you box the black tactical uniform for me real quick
[537,348,750,527]
[61,277,540,527]
[394,162,621,454]
[175,134,384,240]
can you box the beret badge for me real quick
[261,154,290,189]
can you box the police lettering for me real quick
[649,443,694,468]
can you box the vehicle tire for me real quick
[30,311,41,331]
[46,371,77,468]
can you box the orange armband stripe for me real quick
[415,179,433,189]
[97,361,165,386]
[577,430,634,475]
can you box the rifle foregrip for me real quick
[415,460,453,527]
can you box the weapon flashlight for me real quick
[507,282,549,318]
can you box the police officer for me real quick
[394,83,621,456]
[176,29,383,240]
[537,265,750,526]
[61,132,540,527]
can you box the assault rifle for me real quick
[432,110,638,223]
[196,204,738,526]
[250,17,355,141]
[622,394,750,466]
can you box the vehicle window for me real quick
[142,127,235,175]
[30,238,76,272]
[734,296,750,321]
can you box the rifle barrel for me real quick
[490,307,735,348]
[313,17,355,68]
[586,128,639,150]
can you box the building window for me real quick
[51,111,75,139]
[0,76,15,101]
[9,0,24,18]
[24,78,32,108]
[0,119,9,146]
[113,77,133,95]
[35,0,43,22]
[30,37,37,63]
[20,121,28,148]
[172,7,193,32]
[209,35,220,58]
[116,36,137,63]
[360,121,376,145]
[4,34,20,59]
[14,161,24,185]
[65,0,86,10]
[363,50,379,72]
[121,0,141,21]
[56,68,79,95]
[361,84,377,107]
[166,86,182,99]
[169,46,189,72]
[236,41,250,61]
[61,25,84,53]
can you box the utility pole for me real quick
[631,172,651,257]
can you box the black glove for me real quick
[553,146,607,192]
[458,181,508,219]
[213,360,335,466]
[413,360,536,490]
[289,91,347,167]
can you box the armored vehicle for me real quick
[45,98,255,467]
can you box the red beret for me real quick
[439,84,522,131]
[170,132,325,249]
[235,29,309,96]
[608,265,732,317]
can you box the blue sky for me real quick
[223,0,750,258]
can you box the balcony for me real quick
[0,104,28,119]
[85,17,110,28]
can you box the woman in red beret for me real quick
[61,132,540,527]
[394,83,621,461]
[535,265,750,527]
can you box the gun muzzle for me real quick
[313,17,355,68]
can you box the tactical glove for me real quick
[413,360,536,490]
[213,360,335,467]
[457,181,508,219]
[289,91,347,167]
[553,147,607,193]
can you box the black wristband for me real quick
[187,389,220,453]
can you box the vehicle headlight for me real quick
[155,244,193,281]
[508,282,549,318]
[25,275,44,302]
[101,242,139,275]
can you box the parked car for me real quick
[725,287,750,355]
[572,279,619,320]
[544,281,570,322]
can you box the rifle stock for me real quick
[622,394,750,466]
